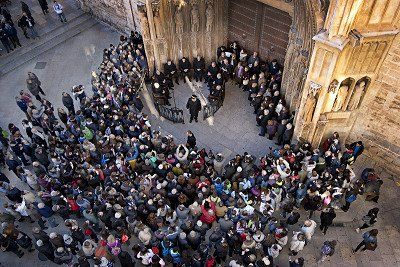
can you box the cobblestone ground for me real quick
[0,20,399,267]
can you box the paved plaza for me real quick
[0,10,400,267]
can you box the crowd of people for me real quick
[0,1,68,55]
[150,42,294,146]
[0,32,383,267]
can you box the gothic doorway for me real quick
[227,0,292,63]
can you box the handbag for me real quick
[365,242,377,251]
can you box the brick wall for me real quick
[350,35,400,175]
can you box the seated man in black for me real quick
[152,82,170,106]
[193,56,205,82]
[208,85,224,105]
[206,61,219,89]
[153,69,166,84]
[212,73,224,90]
[179,57,192,83]
[164,60,179,85]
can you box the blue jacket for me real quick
[36,203,54,218]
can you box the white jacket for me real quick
[290,232,306,252]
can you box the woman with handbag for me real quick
[353,229,378,253]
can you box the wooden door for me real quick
[228,0,292,63]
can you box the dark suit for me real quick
[186,98,201,122]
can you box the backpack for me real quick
[346,193,357,203]
[321,243,334,256]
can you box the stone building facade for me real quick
[78,0,400,174]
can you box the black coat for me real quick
[164,62,178,76]
[62,95,74,109]
[193,58,205,71]
[320,210,336,226]
[179,59,191,71]
[186,98,201,115]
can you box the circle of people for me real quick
[0,32,383,267]
[151,42,293,140]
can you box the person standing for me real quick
[186,131,196,149]
[53,1,67,23]
[27,74,45,101]
[0,27,13,53]
[4,22,22,49]
[21,1,32,18]
[317,240,336,263]
[62,92,75,115]
[355,208,379,233]
[353,229,378,253]
[38,0,49,15]
[319,208,336,235]
[18,12,39,39]
[186,95,201,123]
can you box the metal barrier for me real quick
[203,100,222,120]
[155,103,185,124]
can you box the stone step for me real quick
[0,9,85,65]
[0,13,97,76]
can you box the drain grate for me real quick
[34,62,47,69]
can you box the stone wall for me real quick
[349,35,400,175]
[79,0,130,32]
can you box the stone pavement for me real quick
[0,21,399,267]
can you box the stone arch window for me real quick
[346,76,371,111]
[332,77,354,112]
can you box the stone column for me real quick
[145,0,160,72]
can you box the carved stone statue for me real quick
[152,3,164,39]
[304,93,317,122]
[175,8,184,34]
[327,79,339,93]
[332,84,349,112]
[348,81,366,110]
[191,5,200,32]
[205,4,214,32]
[139,12,150,39]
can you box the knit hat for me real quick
[36,240,43,247]
[179,232,186,239]
[63,234,73,245]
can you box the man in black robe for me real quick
[179,57,192,83]
[186,95,201,123]
[164,60,179,85]
[193,56,205,82]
